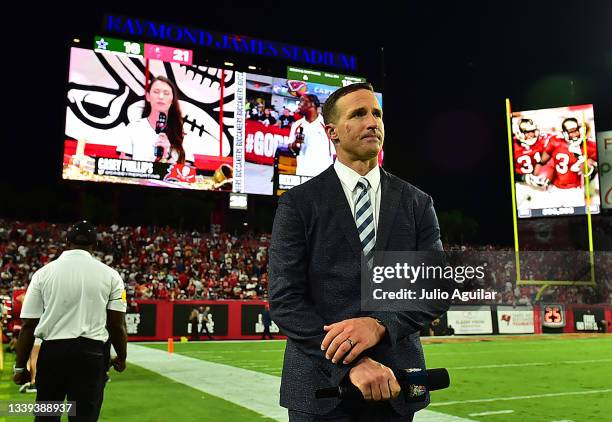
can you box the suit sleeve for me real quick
[415,195,443,251]
[371,194,449,346]
[269,192,351,386]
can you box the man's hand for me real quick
[321,317,386,364]
[110,357,126,372]
[13,369,31,386]
[289,139,303,154]
[349,357,401,401]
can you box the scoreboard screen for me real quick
[510,104,601,218]
[62,35,382,195]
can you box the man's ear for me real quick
[326,124,338,142]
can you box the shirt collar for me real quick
[300,114,324,126]
[334,159,380,193]
[60,249,93,258]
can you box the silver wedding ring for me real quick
[346,338,354,348]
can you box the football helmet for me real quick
[561,117,585,147]
[516,118,539,146]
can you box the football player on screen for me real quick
[513,118,552,210]
[536,117,598,208]
[514,118,551,187]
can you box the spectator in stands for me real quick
[277,107,296,129]
[1,219,609,309]
[259,107,277,127]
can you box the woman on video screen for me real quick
[117,75,194,165]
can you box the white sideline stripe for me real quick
[469,410,514,417]
[134,340,286,345]
[127,344,287,421]
[127,344,474,422]
[449,358,612,370]
[414,411,476,421]
[430,389,612,407]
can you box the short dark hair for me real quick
[66,220,97,246]
[322,82,374,124]
[302,93,320,108]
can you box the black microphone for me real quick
[315,368,449,402]
[154,112,167,158]
[155,112,167,134]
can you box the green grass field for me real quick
[2,334,611,421]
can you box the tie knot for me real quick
[356,177,370,191]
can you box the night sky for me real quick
[2,1,611,244]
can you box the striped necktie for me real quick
[355,177,375,268]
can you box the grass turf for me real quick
[144,335,612,421]
[0,351,273,421]
[2,335,610,421]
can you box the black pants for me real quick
[190,320,199,340]
[200,321,213,340]
[288,400,413,422]
[262,325,273,339]
[35,337,106,422]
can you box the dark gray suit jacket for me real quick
[269,165,445,416]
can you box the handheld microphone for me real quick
[155,112,167,134]
[154,112,167,158]
[315,368,449,402]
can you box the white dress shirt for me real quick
[333,159,381,234]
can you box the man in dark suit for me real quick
[270,83,447,421]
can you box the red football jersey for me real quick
[514,135,549,175]
[544,136,598,189]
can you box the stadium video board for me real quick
[240,73,382,195]
[63,38,235,191]
[596,130,612,209]
[62,36,382,196]
[511,104,600,218]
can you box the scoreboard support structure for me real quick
[505,98,596,287]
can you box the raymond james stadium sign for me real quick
[104,15,357,71]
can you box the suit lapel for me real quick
[375,168,402,251]
[323,167,362,258]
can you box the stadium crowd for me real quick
[0,220,269,306]
[1,220,610,308]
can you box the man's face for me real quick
[564,122,581,140]
[327,90,384,161]
[146,80,174,114]
[521,128,537,140]
[298,96,314,114]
